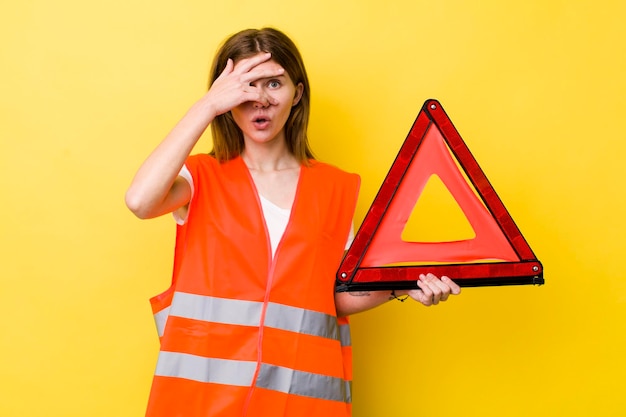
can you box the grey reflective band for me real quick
[170,292,263,327]
[344,380,353,403]
[338,322,351,347]
[257,364,351,403]
[265,303,338,339]
[154,306,170,337]
[154,351,351,403]
[155,351,256,387]
[163,292,343,342]
[152,293,354,404]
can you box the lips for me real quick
[252,115,271,129]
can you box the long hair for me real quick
[208,28,314,164]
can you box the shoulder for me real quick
[185,155,249,190]
[185,154,237,180]
[305,160,361,198]
[307,159,360,182]
[185,153,219,172]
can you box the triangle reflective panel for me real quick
[336,99,544,292]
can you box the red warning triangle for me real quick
[336,99,543,291]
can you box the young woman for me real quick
[126,27,460,417]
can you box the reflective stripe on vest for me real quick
[158,291,350,345]
[155,352,352,402]
[154,306,170,338]
[156,351,256,386]
[153,291,352,402]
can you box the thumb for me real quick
[217,58,234,79]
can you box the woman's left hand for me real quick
[407,273,461,306]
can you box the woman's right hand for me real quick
[125,53,285,220]
[203,52,284,117]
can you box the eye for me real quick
[267,79,281,89]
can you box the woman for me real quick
[126,27,460,417]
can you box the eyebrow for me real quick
[251,72,289,85]
[257,74,287,82]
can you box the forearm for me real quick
[125,96,217,218]
[335,289,406,317]
[334,275,461,317]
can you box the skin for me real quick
[231,57,304,210]
[335,273,461,317]
[125,52,460,317]
[125,53,289,219]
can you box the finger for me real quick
[426,273,453,302]
[416,279,435,306]
[408,289,433,306]
[235,54,285,86]
[442,276,462,295]
[242,66,285,87]
[224,58,234,73]
[252,91,273,108]
[214,58,235,81]
[418,274,443,304]
[236,58,285,89]
[233,52,273,74]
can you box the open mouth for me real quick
[252,116,270,129]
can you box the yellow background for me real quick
[2,1,625,416]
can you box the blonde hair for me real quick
[208,28,314,164]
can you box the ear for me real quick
[292,82,304,106]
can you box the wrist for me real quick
[196,95,220,122]
[389,289,409,302]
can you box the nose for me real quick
[252,87,274,108]
[253,99,269,109]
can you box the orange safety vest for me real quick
[146,155,360,417]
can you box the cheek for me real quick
[276,104,294,122]
[230,107,247,126]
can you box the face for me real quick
[230,56,303,147]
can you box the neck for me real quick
[241,142,299,172]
